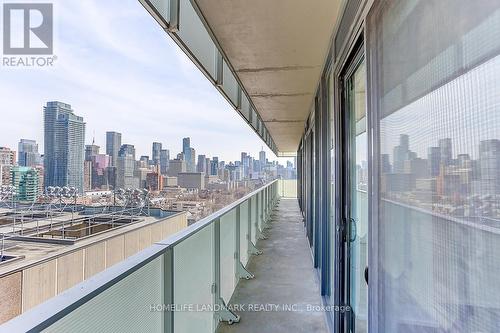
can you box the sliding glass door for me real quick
[340,47,368,333]
[368,0,500,331]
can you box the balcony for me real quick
[2,0,497,331]
[0,179,323,333]
[217,196,326,333]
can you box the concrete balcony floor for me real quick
[217,198,328,333]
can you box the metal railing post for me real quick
[164,247,174,333]
[248,196,261,255]
[257,190,269,239]
[235,204,254,279]
[213,218,240,324]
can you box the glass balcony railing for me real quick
[278,179,297,198]
[1,180,279,333]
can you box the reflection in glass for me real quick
[370,0,500,331]
[178,0,217,78]
[347,59,368,333]
[328,70,336,299]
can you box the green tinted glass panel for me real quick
[43,255,164,333]
[220,209,237,303]
[173,224,214,332]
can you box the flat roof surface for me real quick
[0,213,172,277]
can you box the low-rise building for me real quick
[178,172,205,190]
[163,176,178,187]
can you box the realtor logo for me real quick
[3,3,53,55]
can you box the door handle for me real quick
[349,217,357,242]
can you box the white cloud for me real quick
[0,0,279,162]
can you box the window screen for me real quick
[369,0,500,331]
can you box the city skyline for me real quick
[0,97,295,199]
[0,0,290,164]
[0,99,291,165]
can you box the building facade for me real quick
[44,101,85,193]
[18,139,40,167]
[182,137,192,172]
[0,146,15,186]
[160,149,170,175]
[152,142,162,166]
[105,131,121,167]
[167,159,186,177]
[11,166,39,202]
[177,172,205,190]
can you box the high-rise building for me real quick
[146,171,163,191]
[190,148,196,172]
[439,138,453,166]
[0,147,16,165]
[205,157,211,175]
[91,154,111,190]
[44,102,72,189]
[152,142,162,166]
[457,154,471,168]
[106,166,117,189]
[259,149,266,171]
[160,149,170,175]
[116,144,137,189]
[197,154,206,173]
[135,165,150,189]
[428,146,441,177]
[167,159,186,177]
[241,152,248,177]
[399,134,409,151]
[479,139,500,195]
[210,157,219,176]
[381,154,391,173]
[85,144,100,161]
[248,156,254,175]
[0,147,16,185]
[18,139,40,167]
[11,166,39,202]
[182,137,192,171]
[116,155,137,189]
[84,160,93,191]
[119,144,136,160]
[106,131,122,167]
[393,134,410,173]
[44,101,85,193]
[34,165,44,194]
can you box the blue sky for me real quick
[0,0,285,163]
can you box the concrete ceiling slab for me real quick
[252,95,312,122]
[238,66,321,96]
[194,0,342,153]
[265,121,305,152]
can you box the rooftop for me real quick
[0,207,179,278]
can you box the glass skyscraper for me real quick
[160,149,170,174]
[152,142,162,166]
[182,137,192,171]
[44,101,85,193]
[106,131,122,167]
[18,139,39,167]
